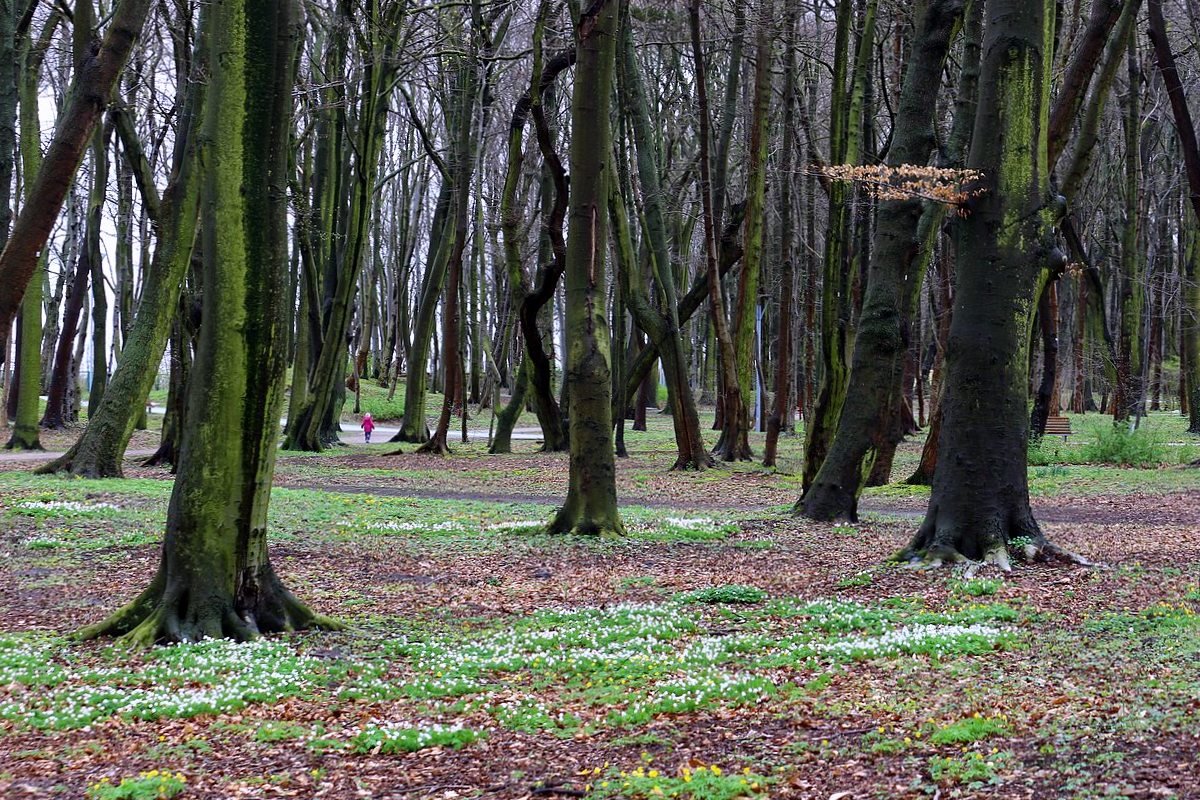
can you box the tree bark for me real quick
[83,0,335,644]
[548,0,624,537]
[903,0,1073,567]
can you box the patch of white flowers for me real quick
[486,520,545,533]
[15,500,120,514]
[809,623,1007,659]
[344,719,485,753]
[363,520,466,533]
[0,637,328,731]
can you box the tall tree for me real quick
[616,7,711,471]
[82,0,336,644]
[802,0,868,487]
[39,10,206,477]
[1147,0,1200,433]
[548,0,624,537]
[902,0,1083,567]
[797,0,966,520]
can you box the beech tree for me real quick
[548,0,623,537]
[902,0,1084,566]
[83,0,335,644]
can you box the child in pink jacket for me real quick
[361,413,375,443]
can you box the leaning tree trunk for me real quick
[548,0,624,537]
[38,24,206,477]
[616,11,710,471]
[798,0,963,520]
[0,0,154,363]
[903,0,1079,567]
[81,0,335,645]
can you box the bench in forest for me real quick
[1044,416,1072,438]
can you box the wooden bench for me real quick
[1044,415,1072,438]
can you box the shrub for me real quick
[1079,423,1168,467]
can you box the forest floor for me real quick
[0,396,1199,799]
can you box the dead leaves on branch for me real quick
[810,163,986,213]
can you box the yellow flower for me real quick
[711,766,723,776]
[648,770,659,778]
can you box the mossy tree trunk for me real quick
[797,0,964,520]
[548,0,624,537]
[717,1,773,462]
[82,0,335,645]
[801,0,863,488]
[903,0,1075,567]
[6,12,58,451]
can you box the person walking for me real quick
[361,412,375,443]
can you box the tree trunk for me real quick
[719,3,773,462]
[0,0,155,363]
[39,22,206,477]
[689,0,745,463]
[763,5,798,469]
[548,0,624,537]
[801,0,863,489]
[903,0,1074,567]
[83,0,335,644]
[616,10,710,471]
[1147,0,1200,433]
[798,0,963,520]
[420,24,479,456]
[1029,281,1060,437]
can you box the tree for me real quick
[902,0,1083,567]
[616,6,711,472]
[82,0,336,644]
[5,8,62,451]
[801,0,869,487]
[38,11,205,477]
[1147,0,1200,434]
[797,0,966,520]
[548,0,624,537]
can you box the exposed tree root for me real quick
[896,534,1102,572]
[670,453,715,471]
[79,570,343,646]
[416,437,451,456]
[547,507,626,537]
